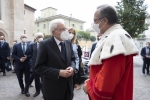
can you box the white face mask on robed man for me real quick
[92,18,104,34]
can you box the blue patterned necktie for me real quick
[22,43,25,54]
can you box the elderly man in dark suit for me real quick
[0,36,10,76]
[141,42,150,75]
[12,34,31,97]
[35,19,75,100]
[29,32,44,97]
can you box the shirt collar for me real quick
[54,37,62,46]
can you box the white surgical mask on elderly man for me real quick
[22,38,27,43]
[60,30,70,41]
[68,33,74,40]
[92,18,104,34]
[38,38,43,42]
[0,40,4,43]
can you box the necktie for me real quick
[23,43,25,54]
[59,42,66,61]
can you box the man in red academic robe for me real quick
[83,4,139,100]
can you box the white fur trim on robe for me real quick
[88,24,139,66]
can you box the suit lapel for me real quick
[49,37,65,62]
[19,43,24,55]
[64,41,69,63]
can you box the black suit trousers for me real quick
[142,58,150,74]
[16,66,30,93]
[0,57,6,74]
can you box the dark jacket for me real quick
[12,43,32,69]
[0,42,10,58]
[140,47,150,60]
[31,42,38,70]
[34,36,75,100]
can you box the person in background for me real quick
[35,19,75,100]
[75,39,82,90]
[0,35,10,76]
[83,4,139,100]
[68,27,80,90]
[90,33,102,58]
[29,32,43,97]
[12,40,17,73]
[12,34,31,97]
[140,42,150,75]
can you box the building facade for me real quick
[0,0,36,47]
[35,7,85,35]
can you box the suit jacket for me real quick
[34,36,75,100]
[31,42,38,70]
[141,47,150,60]
[12,43,32,69]
[0,42,10,58]
[90,42,97,58]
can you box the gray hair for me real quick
[49,19,65,35]
[97,4,118,24]
[35,32,44,38]
[20,34,27,38]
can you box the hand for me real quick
[83,83,88,94]
[7,57,11,60]
[20,58,25,62]
[66,67,74,75]
[59,69,72,78]
[84,79,90,84]
[22,55,27,60]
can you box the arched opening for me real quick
[0,29,8,42]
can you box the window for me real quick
[43,24,46,29]
[72,24,75,27]
[37,23,39,27]
[24,30,26,34]
[37,29,39,32]
[140,42,143,48]
[0,0,1,20]
[80,26,83,30]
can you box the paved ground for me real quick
[0,55,150,100]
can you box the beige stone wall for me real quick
[24,7,35,41]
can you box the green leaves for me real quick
[116,0,149,38]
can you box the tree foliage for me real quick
[90,36,96,42]
[116,0,149,38]
[44,35,51,40]
[76,31,91,41]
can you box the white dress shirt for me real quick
[21,42,27,52]
[54,37,62,51]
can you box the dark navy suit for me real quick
[141,47,150,74]
[29,42,42,93]
[12,42,31,93]
[90,42,97,58]
[0,41,10,74]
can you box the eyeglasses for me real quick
[55,28,68,32]
[94,18,101,22]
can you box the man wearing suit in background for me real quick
[90,33,102,58]
[35,19,75,100]
[29,32,43,97]
[0,36,10,76]
[12,34,31,97]
[141,42,150,75]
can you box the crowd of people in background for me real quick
[0,24,83,99]
[0,4,141,100]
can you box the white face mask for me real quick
[0,40,4,42]
[60,30,69,41]
[92,18,104,34]
[38,38,43,42]
[13,42,16,44]
[22,38,27,43]
[68,33,74,40]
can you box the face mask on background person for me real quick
[60,30,69,41]
[0,40,4,43]
[38,38,43,42]
[92,18,104,34]
[22,38,27,43]
[68,33,74,40]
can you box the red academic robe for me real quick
[86,54,134,100]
